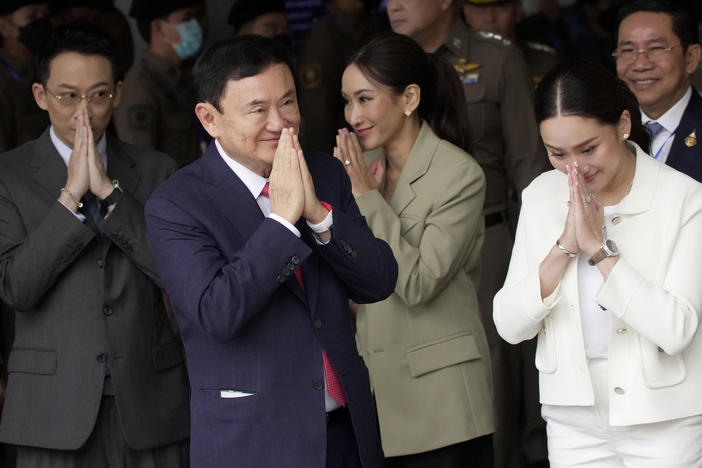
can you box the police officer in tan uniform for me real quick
[296,0,383,152]
[113,0,207,168]
[0,0,50,152]
[462,0,559,87]
[388,1,549,467]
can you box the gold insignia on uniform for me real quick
[299,62,323,90]
[685,130,697,148]
[532,75,543,85]
[454,58,481,84]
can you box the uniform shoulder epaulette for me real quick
[473,30,512,46]
[523,41,557,55]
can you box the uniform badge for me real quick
[298,62,323,90]
[685,130,697,148]
[454,58,481,84]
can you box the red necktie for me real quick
[260,182,346,406]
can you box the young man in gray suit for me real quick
[0,24,190,468]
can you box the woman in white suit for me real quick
[493,60,702,467]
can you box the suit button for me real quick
[96,259,104,268]
[276,274,285,283]
[103,306,113,316]
[611,216,622,225]
[614,386,625,395]
[312,379,324,391]
[291,255,301,265]
[616,328,628,334]
[313,319,323,329]
[96,352,107,363]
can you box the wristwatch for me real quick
[587,239,619,265]
[99,179,123,208]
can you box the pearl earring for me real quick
[404,110,412,117]
[623,133,629,140]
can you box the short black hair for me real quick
[192,35,294,112]
[34,22,122,85]
[617,0,700,50]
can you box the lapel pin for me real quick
[684,130,697,148]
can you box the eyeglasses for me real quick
[45,88,115,106]
[611,44,681,63]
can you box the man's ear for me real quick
[32,83,49,111]
[195,102,220,139]
[685,44,702,76]
[111,81,123,108]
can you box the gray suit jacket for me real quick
[0,129,190,450]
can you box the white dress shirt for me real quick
[641,87,692,163]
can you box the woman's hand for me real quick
[333,128,383,197]
[569,162,604,256]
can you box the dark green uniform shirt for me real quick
[0,50,49,152]
[113,51,202,167]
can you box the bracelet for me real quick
[60,187,83,209]
[556,239,577,258]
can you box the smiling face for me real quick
[540,114,634,199]
[32,51,121,148]
[201,62,300,175]
[341,63,408,151]
[616,11,701,120]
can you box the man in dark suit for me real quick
[145,36,397,468]
[0,24,190,467]
[616,0,702,182]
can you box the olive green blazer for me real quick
[355,122,495,456]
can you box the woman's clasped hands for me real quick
[333,128,384,197]
[560,161,606,258]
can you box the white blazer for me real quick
[494,143,702,426]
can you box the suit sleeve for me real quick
[493,183,553,344]
[499,46,549,196]
[355,158,485,307]
[145,193,315,342]
[305,159,398,304]
[0,184,95,310]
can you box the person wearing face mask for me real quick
[0,0,51,152]
[113,0,208,168]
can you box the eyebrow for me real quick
[54,81,111,90]
[618,37,668,46]
[545,136,598,151]
[245,89,296,107]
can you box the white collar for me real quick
[50,126,108,169]
[215,139,267,199]
[641,86,692,132]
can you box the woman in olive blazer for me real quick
[334,32,495,466]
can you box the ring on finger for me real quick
[584,193,593,204]
[344,160,351,166]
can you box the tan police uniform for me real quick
[0,50,48,152]
[520,40,559,88]
[437,20,550,468]
[297,4,381,153]
[113,51,202,167]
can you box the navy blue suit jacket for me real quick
[667,88,702,182]
[145,143,397,468]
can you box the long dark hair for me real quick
[535,60,649,150]
[347,32,471,152]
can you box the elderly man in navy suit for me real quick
[145,35,397,468]
[616,0,702,181]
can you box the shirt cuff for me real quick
[59,199,87,222]
[268,213,301,238]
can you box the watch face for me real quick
[605,239,618,255]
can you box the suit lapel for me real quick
[390,123,437,215]
[31,130,68,202]
[201,144,309,306]
[666,89,702,176]
[106,136,140,198]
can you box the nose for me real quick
[266,107,287,133]
[387,0,399,12]
[630,50,654,69]
[345,101,361,129]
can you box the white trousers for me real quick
[541,358,702,467]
